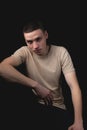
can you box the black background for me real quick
[0,1,87,129]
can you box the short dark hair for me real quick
[23,19,47,33]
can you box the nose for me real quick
[33,42,39,50]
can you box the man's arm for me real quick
[0,56,53,102]
[0,56,37,87]
[65,71,84,130]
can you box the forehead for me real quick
[24,29,44,40]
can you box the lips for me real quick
[35,51,41,54]
[34,49,41,54]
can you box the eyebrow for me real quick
[26,36,42,43]
[27,40,33,43]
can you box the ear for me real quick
[45,31,48,39]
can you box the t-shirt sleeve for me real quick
[11,46,28,65]
[60,47,75,75]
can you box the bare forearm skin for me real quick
[0,63,37,88]
[0,62,54,101]
[71,86,83,124]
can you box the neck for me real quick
[46,45,51,55]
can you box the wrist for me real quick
[74,118,83,125]
[31,81,38,88]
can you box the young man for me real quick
[0,19,84,130]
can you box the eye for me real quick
[36,37,42,42]
[26,40,33,44]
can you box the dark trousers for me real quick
[0,86,73,130]
[27,103,73,130]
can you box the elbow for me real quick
[0,63,2,75]
[0,62,7,75]
[0,62,3,75]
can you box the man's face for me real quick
[24,29,48,56]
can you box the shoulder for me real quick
[50,45,70,60]
[14,46,30,53]
[12,46,31,57]
[18,46,29,51]
[51,44,67,53]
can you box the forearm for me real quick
[71,87,83,124]
[0,64,37,88]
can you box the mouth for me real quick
[34,49,42,54]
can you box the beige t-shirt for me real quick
[12,45,75,109]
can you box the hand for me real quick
[68,123,84,130]
[34,82,53,105]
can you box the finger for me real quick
[44,98,48,106]
[47,96,53,105]
[44,97,53,106]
